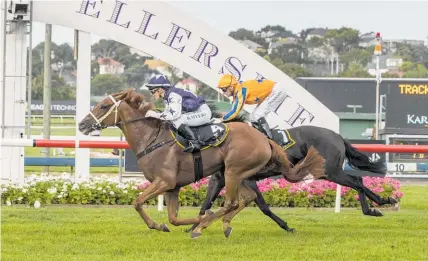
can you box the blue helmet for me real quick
[145,74,172,91]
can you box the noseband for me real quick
[89,95,122,130]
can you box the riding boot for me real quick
[257,117,273,140]
[178,124,201,153]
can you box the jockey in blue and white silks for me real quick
[145,74,212,152]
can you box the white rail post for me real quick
[334,160,347,213]
[75,30,91,180]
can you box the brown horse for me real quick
[78,88,326,238]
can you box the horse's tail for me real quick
[268,140,326,181]
[342,138,386,174]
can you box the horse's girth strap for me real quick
[135,139,175,160]
[193,151,203,183]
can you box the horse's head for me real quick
[78,88,153,135]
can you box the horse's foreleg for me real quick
[190,174,240,239]
[186,172,225,233]
[245,179,295,233]
[198,172,225,216]
[134,179,172,232]
[164,190,203,227]
[221,183,257,238]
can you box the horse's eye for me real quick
[100,104,109,110]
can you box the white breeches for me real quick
[172,104,212,128]
[250,82,288,122]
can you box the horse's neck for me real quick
[119,112,168,155]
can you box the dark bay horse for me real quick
[187,125,399,233]
[77,88,326,239]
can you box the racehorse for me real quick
[77,88,326,239]
[186,125,399,233]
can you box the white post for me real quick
[1,10,27,184]
[334,160,347,213]
[375,55,380,140]
[75,30,91,180]
[157,194,164,211]
[0,0,5,184]
[374,32,382,140]
[334,185,342,213]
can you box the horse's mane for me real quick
[141,116,171,130]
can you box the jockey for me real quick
[145,74,212,152]
[217,74,288,140]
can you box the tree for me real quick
[307,36,326,48]
[31,74,75,100]
[324,27,360,54]
[197,83,218,100]
[270,44,305,64]
[228,28,254,40]
[91,74,126,96]
[340,48,372,68]
[91,39,144,69]
[277,63,313,78]
[122,64,155,89]
[31,42,75,78]
[337,62,372,78]
[264,56,312,78]
[400,62,428,78]
[381,72,400,78]
[261,25,286,32]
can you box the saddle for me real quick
[170,120,230,150]
[170,120,229,183]
[252,122,295,150]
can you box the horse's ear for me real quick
[125,88,145,109]
[113,89,130,101]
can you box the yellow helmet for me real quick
[217,74,238,89]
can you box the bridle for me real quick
[89,95,122,130]
[87,93,176,159]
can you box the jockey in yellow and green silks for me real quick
[217,74,288,139]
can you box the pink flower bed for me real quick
[137,176,403,208]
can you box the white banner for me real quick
[33,0,339,132]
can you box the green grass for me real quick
[2,186,428,261]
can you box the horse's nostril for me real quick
[79,122,86,129]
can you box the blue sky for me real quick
[31,1,428,46]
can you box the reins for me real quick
[89,96,175,159]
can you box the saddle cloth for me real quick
[271,128,296,150]
[170,122,229,151]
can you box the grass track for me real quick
[2,186,428,261]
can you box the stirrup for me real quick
[183,142,200,152]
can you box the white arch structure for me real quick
[1,1,339,185]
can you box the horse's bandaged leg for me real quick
[302,173,314,185]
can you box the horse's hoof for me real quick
[160,223,170,232]
[370,209,383,217]
[205,209,215,216]
[287,228,296,234]
[389,197,398,205]
[184,227,192,233]
[224,226,233,238]
[191,231,202,239]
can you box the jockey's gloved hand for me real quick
[146,110,161,118]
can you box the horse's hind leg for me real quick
[221,182,257,238]
[244,179,295,233]
[328,170,383,216]
[349,175,399,206]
